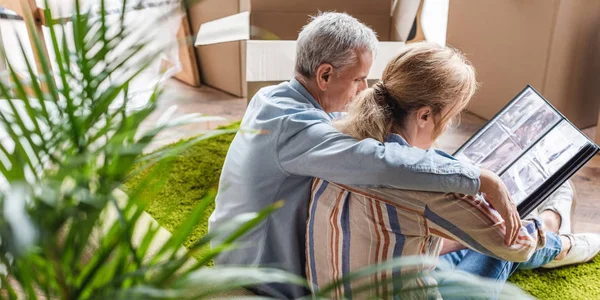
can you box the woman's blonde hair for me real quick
[336,42,478,143]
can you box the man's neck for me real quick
[295,75,325,110]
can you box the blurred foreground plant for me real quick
[0,0,534,298]
[0,0,305,298]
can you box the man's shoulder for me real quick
[250,82,329,121]
[256,82,312,107]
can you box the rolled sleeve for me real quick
[426,193,544,262]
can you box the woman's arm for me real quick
[425,193,545,262]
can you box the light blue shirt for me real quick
[209,78,481,298]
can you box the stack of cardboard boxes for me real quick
[180,0,600,136]
[188,0,443,98]
[447,0,600,130]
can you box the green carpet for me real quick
[124,123,600,299]
[508,256,600,299]
[123,123,239,259]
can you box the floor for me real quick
[140,80,247,152]
[148,79,600,234]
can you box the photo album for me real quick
[454,86,599,217]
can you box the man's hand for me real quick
[479,168,520,246]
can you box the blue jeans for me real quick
[436,232,562,299]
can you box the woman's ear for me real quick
[316,63,334,91]
[416,106,433,128]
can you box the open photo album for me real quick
[454,86,599,217]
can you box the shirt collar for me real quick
[289,77,324,111]
[386,133,457,161]
[385,133,410,146]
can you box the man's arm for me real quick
[276,112,521,245]
[276,112,481,194]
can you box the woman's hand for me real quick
[479,168,520,246]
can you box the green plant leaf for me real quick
[312,255,437,297]
[174,267,308,299]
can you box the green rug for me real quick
[125,123,600,299]
[123,124,240,257]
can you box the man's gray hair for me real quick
[295,12,379,79]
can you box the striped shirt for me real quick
[306,178,546,299]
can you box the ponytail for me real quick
[335,83,398,143]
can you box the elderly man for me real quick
[208,12,520,298]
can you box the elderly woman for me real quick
[306,43,600,299]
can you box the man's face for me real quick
[321,50,373,112]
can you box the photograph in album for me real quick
[454,86,599,217]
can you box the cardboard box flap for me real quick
[245,40,406,82]
[195,11,250,45]
[246,41,296,82]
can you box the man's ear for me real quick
[316,63,334,91]
[416,106,432,128]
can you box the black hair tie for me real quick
[373,81,406,122]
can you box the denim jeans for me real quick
[436,232,562,299]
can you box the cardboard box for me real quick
[447,0,600,129]
[190,0,446,98]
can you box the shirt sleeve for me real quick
[275,110,481,195]
[425,193,546,262]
